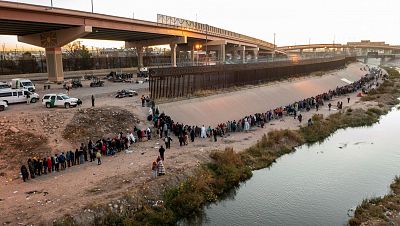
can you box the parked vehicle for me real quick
[0,100,8,111]
[11,78,36,92]
[41,94,81,108]
[115,89,138,98]
[90,77,105,87]
[0,88,39,104]
[107,71,133,82]
[137,67,149,77]
[63,79,83,89]
[0,82,10,89]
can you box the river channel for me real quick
[201,107,400,226]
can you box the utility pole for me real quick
[50,0,53,9]
[91,0,94,13]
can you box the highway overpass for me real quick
[278,40,400,55]
[0,1,276,81]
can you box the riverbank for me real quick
[347,68,400,225]
[59,67,400,226]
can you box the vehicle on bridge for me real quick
[0,88,39,105]
[42,94,81,108]
[0,100,8,111]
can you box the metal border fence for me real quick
[149,56,349,100]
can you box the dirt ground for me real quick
[0,65,380,225]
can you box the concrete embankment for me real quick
[159,62,367,126]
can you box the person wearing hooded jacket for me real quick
[21,165,29,182]
[27,159,35,179]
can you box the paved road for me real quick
[3,79,149,112]
[159,63,367,126]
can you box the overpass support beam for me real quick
[241,46,246,63]
[219,44,226,63]
[45,47,63,82]
[136,46,144,68]
[246,47,259,61]
[190,47,195,66]
[170,44,177,67]
[17,25,92,82]
[125,36,187,48]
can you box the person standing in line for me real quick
[298,114,303,123]
[91,94,95,107]
[347,97,350,103]
[151,161,157,178]
[157,156,165,176]
[96,151,102,165]
[47,156,52,173]
[159,145,165,161]
[164,136,172,149]
[328,103,332,111]
[190,127,195,143]
[141,95,145,107]
[21,165,29,182]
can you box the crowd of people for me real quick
[20,66,384,182]
[146,66,384,146]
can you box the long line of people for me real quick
[20,66,384,182]
[148,66,384,145]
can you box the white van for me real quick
[0,100,8,111]
[0,82,10,89]
[11,79,36,92]
[0,88,40,104]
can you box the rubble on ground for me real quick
[63,107,140,145]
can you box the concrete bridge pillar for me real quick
[190,47,195,66]
[232,50,239,63]
[45,47,63,82]
[253,49,259,61]
[241,46,246,63]
[219,44,226,63]
[136,46,144,68]
[170,44,177,67]
[17,25,92,82]
[126,36,187,68]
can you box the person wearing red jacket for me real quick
[47,156,52,173]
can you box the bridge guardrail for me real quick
[156,14,275,49]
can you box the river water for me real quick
[201,108,400,226]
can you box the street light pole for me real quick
[91,0,94,13]
[50,0,53,9]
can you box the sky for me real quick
[0,0,399,50]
